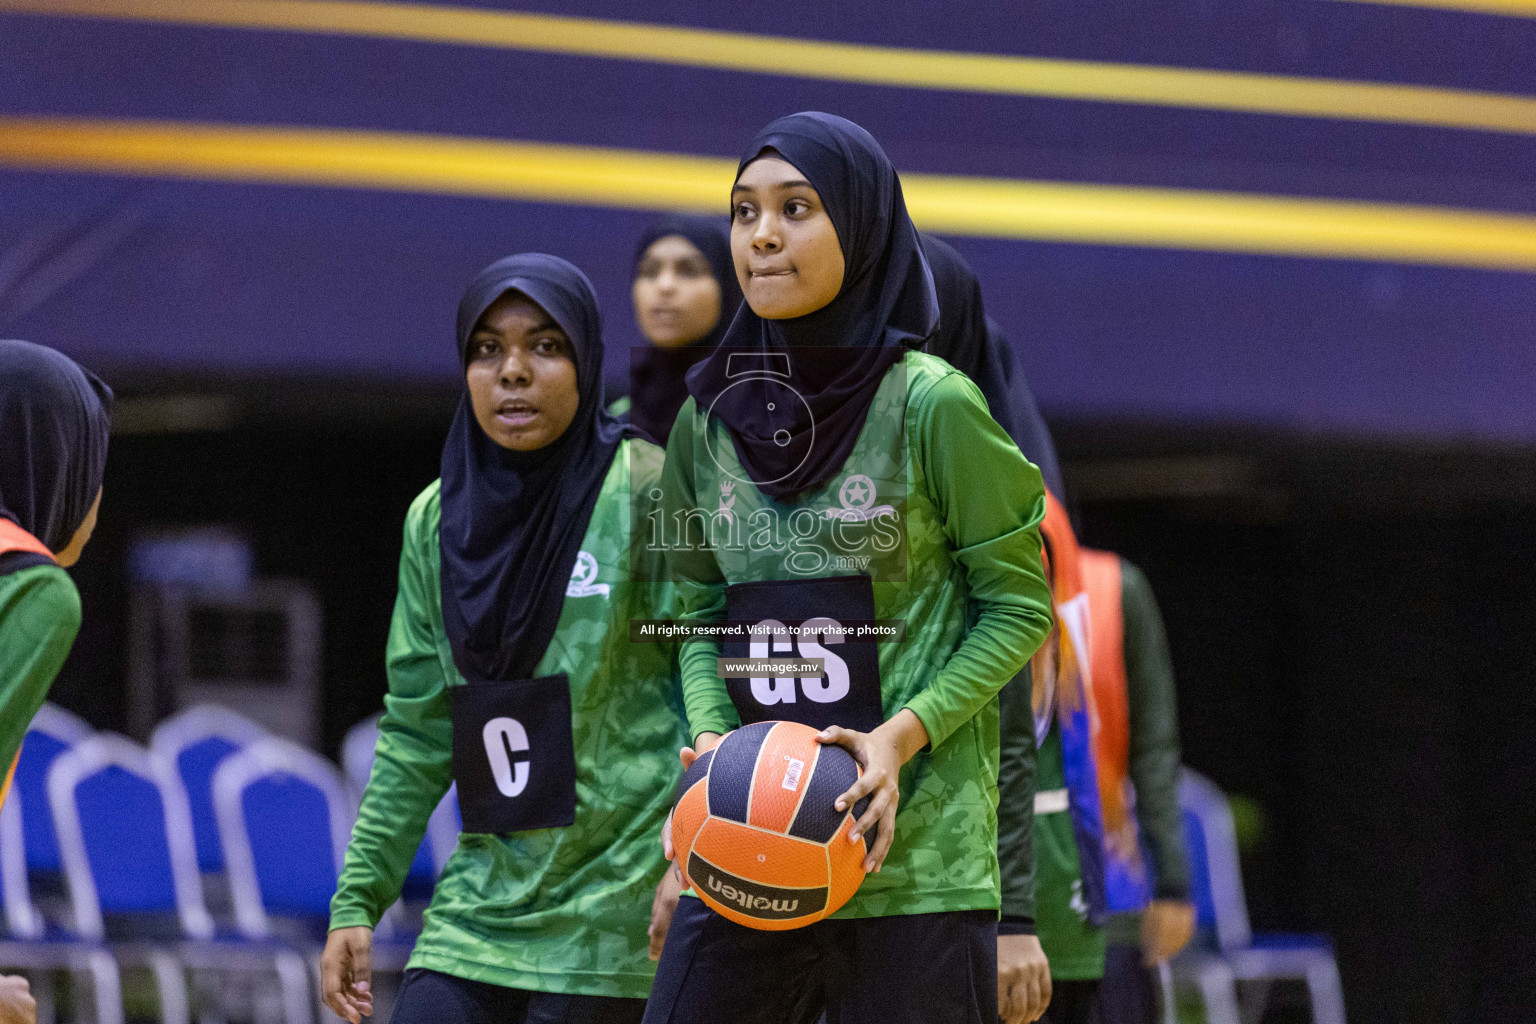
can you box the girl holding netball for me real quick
[645,112,1055,1024]
[0,339,113,1024]
[322,255,687,1024]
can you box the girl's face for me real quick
[730,155,845,320]
[632,235,724,349]
[465,292,581,452]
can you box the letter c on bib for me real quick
[482,717,530,797]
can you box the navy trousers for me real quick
[642,896,998,1024]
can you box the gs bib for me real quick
[723,574,884,734]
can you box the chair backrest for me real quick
[341,713,458,884]
[15,703,92,873]
[150,704,269,873]
[212,737,354,939]
[48,734,213,940]
[0,791,44,939]
[1178,767,1252,952]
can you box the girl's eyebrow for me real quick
[471,317,560,337]
[732,179,814,195]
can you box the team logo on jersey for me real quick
[824,473,896,522]
[565,551,610,598]
[718,478,738,521]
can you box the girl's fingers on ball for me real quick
[834,772,876,813]
[852,787,887,838]
[872,829,897,872]
[868,803,898,870]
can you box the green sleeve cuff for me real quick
[691,723,735,745]
[900,691,951,751]
[997,916,1037,936]
[327,905,379,932]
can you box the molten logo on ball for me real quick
[689,852,828,920]
[671,720,873,930]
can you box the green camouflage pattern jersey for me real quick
[329,438,687,999]
[0,564,81,781]
[658,350,1054,919]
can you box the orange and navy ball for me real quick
[672,720,872,931]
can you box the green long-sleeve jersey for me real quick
[1106,558,1191,946]
[0,564,81,781]
[1118,559,1190,901]
[329,438,687,999]
[659,351,1054,919]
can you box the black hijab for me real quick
[685,112,938,502]
[439,254,624,684]
[920,235,1066,501]
[0,340,113,569]
[628,215,742,444]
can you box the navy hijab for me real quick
[685,112,938,502]
[920,235,1066,501]
[628,215,742,444]
[439,255,624,684]
[0,340,113,569]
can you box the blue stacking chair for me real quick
[15,704,92,881]
[48,733,315,1024]
[2,789,45,943]
[1177,768,1347,1024]
[215,737,412,1022]
[150,704,270,877]
[341,713,459,905]
[0,788,124,1024]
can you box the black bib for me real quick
[723,574,885,734]
[449,674,577,834]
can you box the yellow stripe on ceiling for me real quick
[1327,0,1536,18]
[3,116,1535,274]
[4,0,1536,136]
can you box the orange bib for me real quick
[0,519,52,561]
[1080,548,1130,834]
[1032,492,1089,742]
